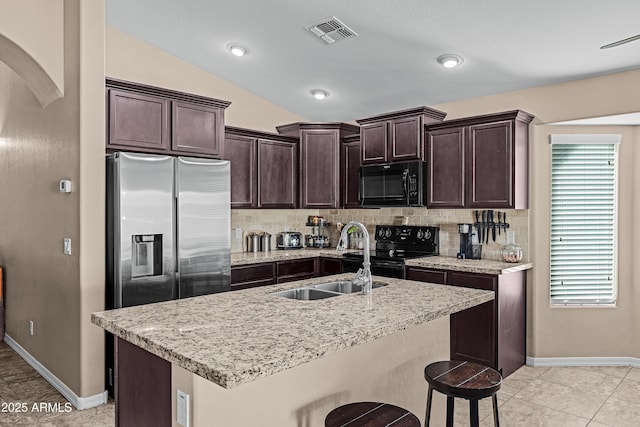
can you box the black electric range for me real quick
[342,225,439,279]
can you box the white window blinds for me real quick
[549,134,620,305]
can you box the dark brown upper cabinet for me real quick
[172,101,224,156]
[222,132,257,208]
[426,127,465,208]
[356,106,446,165]
[276,123,359,209]
[108,89,170,151]
[222,127,299,209]
[425,110,534,209]
[257,139,298,208]
[341,134,361,209]
[106,78,230,158]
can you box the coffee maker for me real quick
[457,223,481,259]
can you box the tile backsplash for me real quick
[231,208,529,262]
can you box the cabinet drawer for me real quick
[446,271,497,291]
[231,263,275,289]
[406,267,446,284]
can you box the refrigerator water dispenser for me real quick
[131,234,163,278]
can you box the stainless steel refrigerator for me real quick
[106,152,231,309]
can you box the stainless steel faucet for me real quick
[336,221,372,295]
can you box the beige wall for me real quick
[432,70,640,359]
[105,26,307,132]
[0,0,64,102]
[0,0,105,397]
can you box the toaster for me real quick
[276,232,303,249]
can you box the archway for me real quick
[0,33,63,107]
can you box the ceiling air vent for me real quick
[308,16,358,45]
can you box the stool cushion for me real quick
[325,401,421,427]
[424,360,501,400]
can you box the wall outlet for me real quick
[506,230,515,244]
[29,320,34,336]
[284,226,290,231]
[177,389,189,427]
[235,228,242,239]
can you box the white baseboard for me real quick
[3,334,108,410]
[527,355,640,368]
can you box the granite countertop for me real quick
[404,257,532,275]
[231,250,532,275]
[91,273,493,389]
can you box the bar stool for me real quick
[325,401,421,427]
[424,360,502,427]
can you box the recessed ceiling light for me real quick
[227,43,249,57]
[310,89,330,100]
[437,54,464,68]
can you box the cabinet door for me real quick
[389,116,422,162]
[466,120,513,208]
[276,258,317,283]
[319,258,343,276]
[115,338,171,427]
[342,140,361,208]
[172,101,223,156]
[108,89,169,151]
[426,127,465,208]
[300,130,340,208]
[446,272,497,370]
[360,122,388,164]
[230,263,275,290]
[257,139,298,208]
[223,135,257,208]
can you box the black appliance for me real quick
[359,161,426,207]
[342,225,439,279]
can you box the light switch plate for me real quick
[63,238,72,255]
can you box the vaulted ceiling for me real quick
[106,0,640,122]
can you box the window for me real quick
[549,134,620,305]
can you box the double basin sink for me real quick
[272,280,388,301]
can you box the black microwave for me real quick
[359,161,426,207]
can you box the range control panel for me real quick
[375,225,439,245]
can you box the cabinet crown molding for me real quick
[225,126,298,143]
[425,110,534,130]
[275,122,360,137]
[106,77,231,109]
[356,106,447,125]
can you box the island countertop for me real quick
[91,274,493,389]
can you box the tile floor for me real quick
[0,341,114,426]
[1,339,639,426]
[450,364,640,426]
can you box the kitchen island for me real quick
[92,273,493,426]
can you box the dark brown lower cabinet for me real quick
[115,337,171,427]
[230,262,276,290]
[406,267,526,378]
[230,257,344,290]
[276,258,318,283]
[319,258,343,276]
